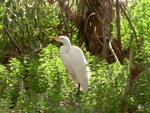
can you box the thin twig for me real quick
[4,26,23,54]
[109,38,121,65]
[120,4,140,49]
[94,26,105,46]
[84,12,96,34]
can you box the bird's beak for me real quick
[48,36,59,39]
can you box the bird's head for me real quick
[48,36,71,45]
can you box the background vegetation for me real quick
[0,0,150,113]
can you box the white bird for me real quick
[48,36,90,94]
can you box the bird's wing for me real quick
[60,46,90,91]
[59,47,78,83]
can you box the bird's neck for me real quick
[62,41,71,47]
[62,42,71,51]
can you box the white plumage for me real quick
[48,36,90,91]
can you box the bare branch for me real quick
[116,0,122,50]
[4,26,23,55]
[109,38,121,65]
[94,26,104,46]
[120,4,140,49]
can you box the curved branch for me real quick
[109,38,121,65]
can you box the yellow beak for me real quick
[48,36,59,39]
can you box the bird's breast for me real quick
[60,46,71,53]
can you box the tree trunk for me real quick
[78,0,123,63]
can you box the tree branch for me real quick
[116,0,121,37]
[116,0,122,50]
[109,38,121,65]
[120,4,140,49]
[4,26,23,55]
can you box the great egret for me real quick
[48,36,90,96]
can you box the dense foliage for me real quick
[0,0,150,112]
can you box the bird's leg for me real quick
[75,84,81,112]
[76,83,80,100]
